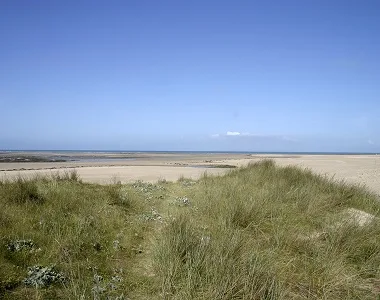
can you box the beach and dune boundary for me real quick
[0,152,379,195]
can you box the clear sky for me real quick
[1,1,379,152]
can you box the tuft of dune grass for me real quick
[0,170,152,299]
[153,160,380,299]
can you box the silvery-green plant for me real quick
[23,265,65,287]
[7,239,37,252]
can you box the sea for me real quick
[1,150,379,155]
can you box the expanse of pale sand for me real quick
[268,155,380,195]
[1,153,379,195]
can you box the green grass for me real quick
[1,161,380,299]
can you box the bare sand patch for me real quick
[339,208,376,227]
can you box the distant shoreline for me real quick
[1,150,379,155]
[0,150,378,165]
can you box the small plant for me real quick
[67,169,81,182]
[179,177,196,187]
[107,185,123,204]
[23,265,65,288]
[157,177,168,184]
[139,208,162,222]
[92,273,106,299]
[107,186,137,209]
[132,180,165,193]
[177,174,186,182]
[91,273,125,300]
[50,169,81,182]
[113,240,121,250]
[6,239,39,252]
[172,196,191,206]
[110,175,122,185]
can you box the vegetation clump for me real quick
[6,240,38,253]
[132,180,165,193]
[1,177,44,204]
[23,265,65,288]
[172,196,190,206]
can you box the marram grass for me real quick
[1,161,380,299]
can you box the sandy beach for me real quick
[1,152,379,195]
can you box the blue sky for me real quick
[1,0,379,152]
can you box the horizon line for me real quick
[1,149,379,155]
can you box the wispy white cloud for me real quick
[282,136,298,142]
[210,131,298,142]
[226,131,241,136]
[368,139,375,145]
[240,132,256,136]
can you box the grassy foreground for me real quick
[1,161,380,299]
